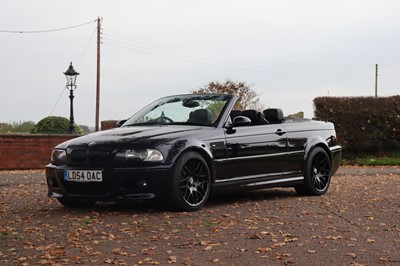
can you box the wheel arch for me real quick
[168,145,213,211]
[296,139,333,196]
[168,142,215,182]
[304,136,333,165]
[180,146,215,182]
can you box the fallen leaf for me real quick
[104,258,113,264]
[168,255,177,264]
[249,233,262,239]
[271,242,286,248]
[257,247,272,253]
[204,245,212,251]
[347,252,357,258]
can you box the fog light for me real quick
[137,180,148,188]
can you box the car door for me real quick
[282,122,313,177]
[214,124,288,184]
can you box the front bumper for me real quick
[45,164,173,202]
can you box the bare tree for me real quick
[191,79,264,110]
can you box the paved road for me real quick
[1,166,398,185]
[0,167,399,265]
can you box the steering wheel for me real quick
[154,116,174,123]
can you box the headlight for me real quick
[115,149,164,162]
[51,149,67,164]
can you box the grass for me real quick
[342,152,400,166]
[203,221,219,227]
[79,215,95,226]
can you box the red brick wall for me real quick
[101,120,118,130]
[0,134,78,170]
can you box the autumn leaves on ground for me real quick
[0,168,399,266]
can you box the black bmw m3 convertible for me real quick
[46,94,341,211]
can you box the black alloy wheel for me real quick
[295,147,331,196]
[170,151,211,211]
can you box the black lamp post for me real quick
[64,62,79,134]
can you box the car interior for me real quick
[229,108,284,125]
[187,109,213,124]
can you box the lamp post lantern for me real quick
[64,62,79,134]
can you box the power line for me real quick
[49,25,98,117]
[104,29,371,70]
[102,29,374,76]
[49,86,68,117]
[0,20,96,34]
[47,20,98,117]
[76,25,97,67]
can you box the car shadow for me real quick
[107,188,296,212]
[46,188,300,215]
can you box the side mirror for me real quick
[232,116,251,127]
[116,119,127,127]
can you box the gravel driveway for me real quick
[1,167,399,265]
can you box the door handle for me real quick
[275,129,286,136]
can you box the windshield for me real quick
[123,94,232,127]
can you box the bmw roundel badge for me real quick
[88,141,97,147]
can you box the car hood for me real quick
[57,125,210,149]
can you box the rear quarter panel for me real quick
[282,120,341,177]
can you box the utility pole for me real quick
[95,17,102,131]
[375,64,378,98]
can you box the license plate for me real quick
[64,170,103,182]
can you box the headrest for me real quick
[230,110,242,120]
[241,110,258,125]
[188,109,212,124]
[263,108,284,123]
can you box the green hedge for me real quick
[31,116,71,134]
[314,96,400,156]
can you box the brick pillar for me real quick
[101,120,118,131]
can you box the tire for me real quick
[295,147,331,196]
[169,151,211,211]
[57,197,96,208]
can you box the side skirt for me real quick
[244,176,304,188]
[212,173,304,192]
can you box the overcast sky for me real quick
[1,0,399,127]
